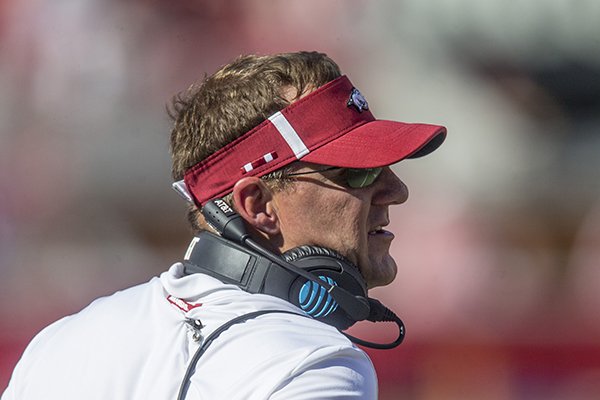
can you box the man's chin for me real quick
[365,255,397,289]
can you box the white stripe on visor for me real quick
[242,162,253,173]
[241,152,278,174]
[268,112,309,159]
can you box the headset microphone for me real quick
[193,198,405,349]
[201,198,250,242]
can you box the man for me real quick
[3,52,445,399]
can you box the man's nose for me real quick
[372,167,409,205]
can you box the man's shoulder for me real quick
[188,307,376,399]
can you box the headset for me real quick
[186,198,405,346]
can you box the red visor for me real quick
[180,75,446,206]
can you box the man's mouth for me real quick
[368,226,393,236]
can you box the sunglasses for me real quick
[285,166,383,188]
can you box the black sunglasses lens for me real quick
[346,168,382,188]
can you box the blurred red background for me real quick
[2,1,600,398]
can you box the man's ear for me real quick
[231,177,280,236]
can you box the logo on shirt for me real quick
[167,295,202,313]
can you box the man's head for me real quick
[169,51,446,289]
[170,51,341,232]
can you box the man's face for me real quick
[271,164,409,289]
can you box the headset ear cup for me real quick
[282,245,367,294]
[282,246,368,330]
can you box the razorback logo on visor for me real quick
[347,88,369,112]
